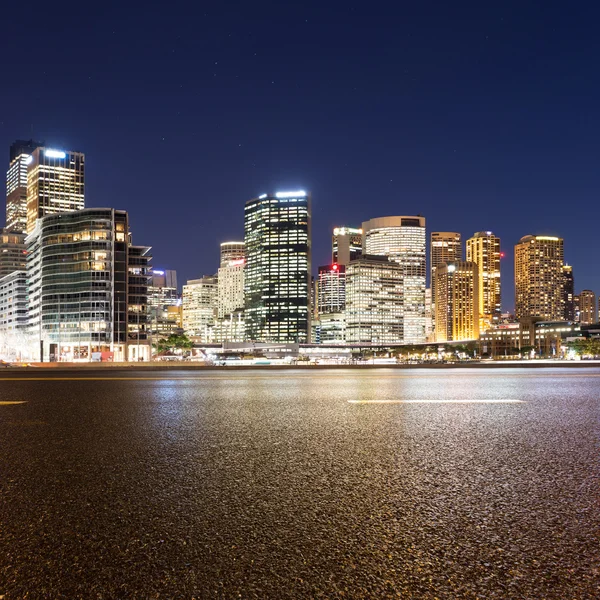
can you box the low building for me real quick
[480,318,582,358]
[0,270,28,359]
[312,312,346,344]
[211,309,245,343]
[479,324,521,358]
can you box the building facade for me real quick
[0,270,28,359]
[244,191,311,343]
[514,235,564,321]
[332,227,362,265]
[219,241,245,268]
[147,269,180,337]
[345,255,403,344]
[431,232,462,301]
[182,276,218,340]
[0,229,27,277]
[362,216,426,343]
[578,290,597,325]
[317,264,346,315]
[6,139,43,233]
[26,208,151,362]
[218,255,245,319]
[26,146,85,234]
[562,265,575,321]
[127,244,152,361]
[434,261,479,342]
[466,231,501,330]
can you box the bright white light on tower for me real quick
[258,194,267,199]
[24,155,33,165]
[447,264,456,272]
[45,149,66,159]
[275,190,306,198]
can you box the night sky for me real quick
[2,2,599,310]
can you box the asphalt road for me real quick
[0,368,599,598]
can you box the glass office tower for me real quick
[244,191,311,343]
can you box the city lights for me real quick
[275,190,306,198]
[44,149,66,159]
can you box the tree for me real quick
[568,338,600,358]
[153,334,193,355]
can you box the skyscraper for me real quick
[362,215,426,343]
[332,227,363,265]
[466,231,501,330]
[218,255,245,319]
[219,241,245,268]
[345,255,403,343]
[6,139,43,232]
[578,290,597,325]
[514,235,564,320]
[244,191,311,343]
[26,146,85,234]
[434,261,479,342]
[561,265,575,321]
[430,232,462,301]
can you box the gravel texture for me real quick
[0,368,599,599]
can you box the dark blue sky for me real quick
[2,1,599,309]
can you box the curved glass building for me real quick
[26,208,151,361]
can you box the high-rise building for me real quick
[466,231,501,330]
[434,261,479,342]
[0,229,27,277]
[362,215,426,343]
[182,276,218,339]
[345,255,404,343]
[219,241,245,268]
[425,287,433,341]
[26,208,151,362]
[332,227,363,265]
[26,146,85,234]
[317,264,346,315]
[431,232,462,300]
[561,265,575,321]
[6,139,43,232]
[573,294,581,322]
[579,290,597,325]
[244,191,311,343]
[514,235,564,321]
[218,243,245,319]
[147,269,179,337]
[313,263,346,344]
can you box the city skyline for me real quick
[2,146,596,315]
